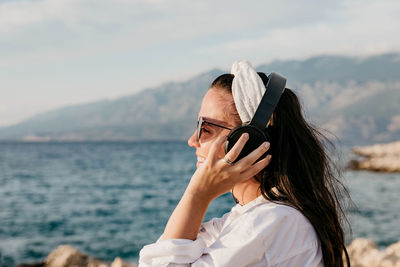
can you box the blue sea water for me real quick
[0,141,399,266]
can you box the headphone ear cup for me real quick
[225,125,269,163]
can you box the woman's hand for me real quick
[161,133,271,241]
[186,133,272,203]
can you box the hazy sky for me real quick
[1,0,399,126]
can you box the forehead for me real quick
[198,89,233,123]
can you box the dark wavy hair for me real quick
[211,73,351,267]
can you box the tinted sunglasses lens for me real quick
[197,117,203,141]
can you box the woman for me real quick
[139,61,350,266]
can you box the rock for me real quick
[348,141,400,172]
[346,238,400,267]
[348,156,400,172]
[110,257,133,267]
[17,245,138,267]
[45,245,108,267]
[352,141,400,157]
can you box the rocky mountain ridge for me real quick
[1,54,399,146]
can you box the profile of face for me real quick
[188,88,240,168]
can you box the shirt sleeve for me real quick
[138,215,228,267]
[196,213,229,247]
[138,238,206,267]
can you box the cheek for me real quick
[198,142,212,158]
[217,141,227,158]
[200,140,226,158]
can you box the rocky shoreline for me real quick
[17,238,399,267]
[346,238,400,267]
[17,245,137,267]
[348,140,400,172]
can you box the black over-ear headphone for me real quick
[224,72,287,163]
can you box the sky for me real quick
[1,0,400,127]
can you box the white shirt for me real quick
[139,195,324,267]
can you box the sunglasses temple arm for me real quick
[205,121,232,130]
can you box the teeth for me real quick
[197,157,205,162]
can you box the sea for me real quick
[0,141,399,266]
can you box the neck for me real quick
[232,178,261,206]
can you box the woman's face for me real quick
[188,88,239,168]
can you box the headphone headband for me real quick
[249,72,287,130]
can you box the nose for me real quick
[188,130,200,148]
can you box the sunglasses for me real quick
[196,116,233,142]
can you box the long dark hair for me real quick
[211,73,351,267]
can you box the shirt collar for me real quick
[230,194,268,215]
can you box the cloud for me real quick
[1,0,398,67]
[0,0,399,126]
[197,0,400,65]
[0,0,344,64]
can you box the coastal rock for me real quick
[348,140,400,172]
[347,238,400,267]
[352,141,400,157]
[17,245,137,267]
[45,245,107,267]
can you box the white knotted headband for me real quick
[231,60,266,124]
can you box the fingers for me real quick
[238,154,272,180]
[224,133,249,162]
[233,141,270,169]
[207,135,228,163]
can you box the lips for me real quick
[196,155,206,167]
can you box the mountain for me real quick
[0,53,399,145]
